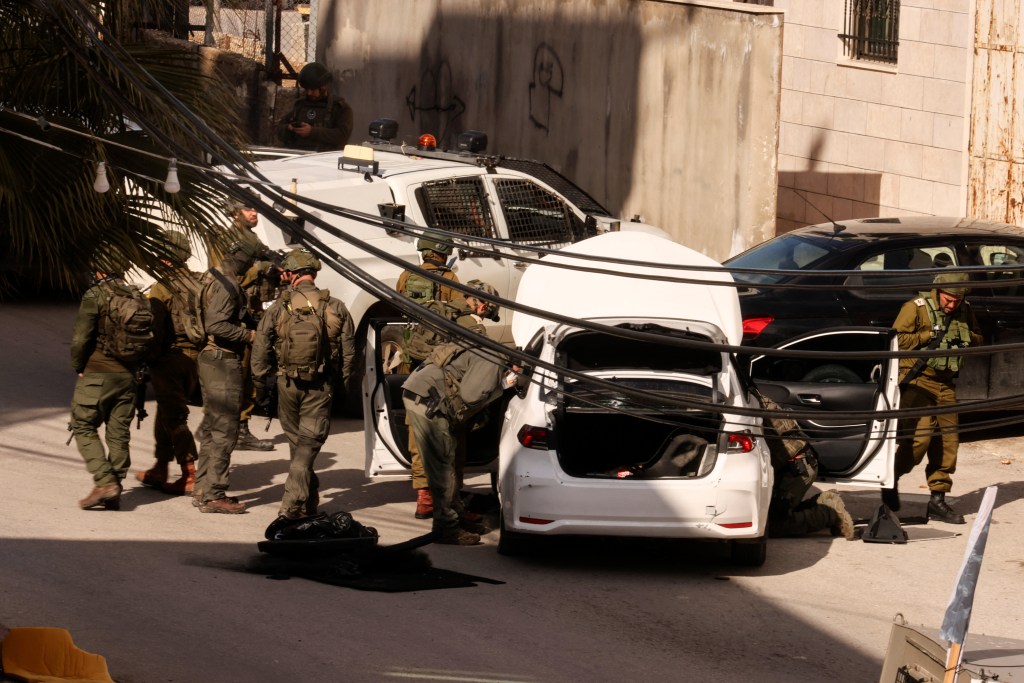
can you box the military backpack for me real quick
[168,271,207,347]
[275,287,341,381]
[400,263,452,303]
[98,281,154,365]
[403,299,480,362]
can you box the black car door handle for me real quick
[797,394,823,405]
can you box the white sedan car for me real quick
[365,232,900,566]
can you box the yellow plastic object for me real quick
[1,627,114,683]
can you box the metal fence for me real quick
[185,0,314,82]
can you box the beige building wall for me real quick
[773,0,973,234]
[316,0,784,261]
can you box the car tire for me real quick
[497,511,531,557]
[730,537,767,567]
[800,364,861,384]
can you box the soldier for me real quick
[213,196,279,452]
[70,255,153,510]
[134,232,202,495]
[401,284,516,546]
[760,396,854,540]
[193,239,262,514]
[401,279,500,521]
[275,61,353,152]
[395,232,461,305]
[251,248,355,519]
[884,271,983,524]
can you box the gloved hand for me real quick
[253,376,276,417]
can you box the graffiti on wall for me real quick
[528,43,563,133]
[406,59,465,145]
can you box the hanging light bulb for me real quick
[164,158,180,194]
[93,161,110,193]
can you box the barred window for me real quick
[494,179,586,248]
[840,0,900,65]
[416,178,496,241]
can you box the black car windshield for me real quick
[727,234,834,285]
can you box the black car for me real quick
[724,216,1024,402]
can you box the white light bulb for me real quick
[164,158,180,194]
[93,161,110,193]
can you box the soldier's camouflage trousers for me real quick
[150,350,199,465]
[194,349,244,502]
[70,371,136,486]
[277,376,331,517]
[894,375,958,493]
[768,455,837,537]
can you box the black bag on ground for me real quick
[264,511,379,542]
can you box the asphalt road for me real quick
[1,303,1022,682]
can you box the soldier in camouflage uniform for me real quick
[251,249,355,519]
[884,271,982,524]
[401,282,514,545]
[395,232,462,307]
[760,396,855,540]
[135,232,202,496]
[193,239,262,514]
[70,258,149,510]
[212,197,279,451]
[400,278,500,521]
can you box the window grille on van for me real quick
[495,179,587,248]
[839,0,900,65]
[417,178,496,241]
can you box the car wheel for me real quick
[497,511,531,557]
[730,537,767,567]
[800,364,860,384]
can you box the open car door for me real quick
[748,327,899,488]
[362,319,504,479]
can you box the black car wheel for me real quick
[801,364,861,384]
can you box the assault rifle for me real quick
[134,365,149,429]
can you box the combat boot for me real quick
[199,496,246,514]
[79,482,122,510]
[435,527,481,546]
[927,492,966,524]
[162,461,196,496]
[234,422,274,452]
[414,488,433,519]
[135,460,169,488]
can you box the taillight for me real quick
[517,425,550,450]
[742,317,773,339]
[726,433,756,453]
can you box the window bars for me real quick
[418,178,496,241]
[840,0,900,64]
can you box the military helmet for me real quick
[93,249,131,277]
[416,232,453,257]
[933,271,970,297]
[164,231,191,262]
[298,62,332,90]
[281,248,321,273]
[466,279,499,299]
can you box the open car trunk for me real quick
[548,325,729,479]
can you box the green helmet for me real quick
[298,62,332,89]
[92,249,131,277]
[933,271,970,296]
[281,248,321,273]
[164,231,191,263]
[416,232,453,257]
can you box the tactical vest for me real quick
[400,263,453,303]
[97,281,154,365]
[274,287,342,381]
[402,299,482,363]
[920,293,972,373]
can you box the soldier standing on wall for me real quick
[276,62,353,152]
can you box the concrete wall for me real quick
[772,0,974,232]
[315,0,783,261]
